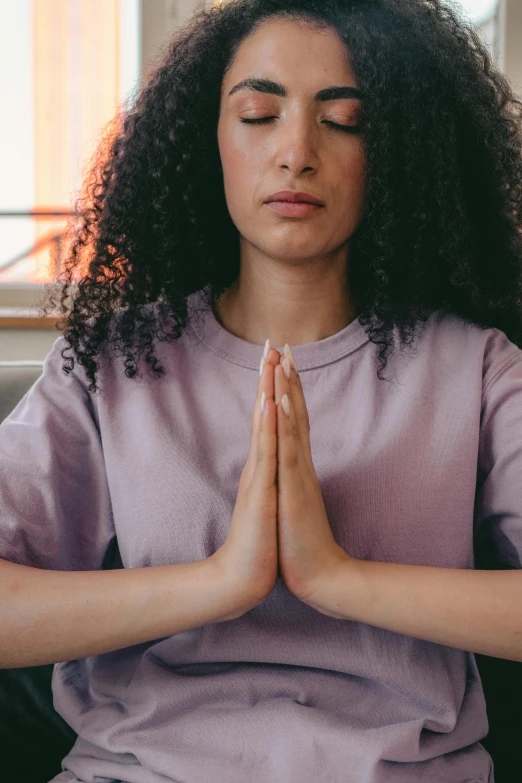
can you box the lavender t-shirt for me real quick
[2,284,518,782]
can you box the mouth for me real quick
[265,190,324,206]
[264,201,325,217]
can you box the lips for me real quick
[265,190,324,206]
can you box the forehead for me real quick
[222,16,356,89]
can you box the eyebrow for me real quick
[228,78,363,101]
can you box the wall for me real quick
[0,328,59,362]
[499,0,522,99]
[141,0,207,85]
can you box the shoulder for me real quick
[418,310,522,389]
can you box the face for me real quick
[217,15,367,266]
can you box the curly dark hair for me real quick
[38,0,522,394]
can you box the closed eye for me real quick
[240,117,361,133]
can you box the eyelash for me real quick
[240,117,361,133]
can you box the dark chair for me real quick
[0,362,518,781]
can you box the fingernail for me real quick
[282,357,291,381]
[284,343,298,372]
[259,356,266,377]
[263,338,271,361]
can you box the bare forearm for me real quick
[308,558,522,662]
[0,556,243,668]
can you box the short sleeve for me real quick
[0,336,116,571]
[474,329,522,569]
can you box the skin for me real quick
[215,14,367,349]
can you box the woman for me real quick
[1,0,522,781]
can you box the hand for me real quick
[211,346,282,612]
[274,346,352,603]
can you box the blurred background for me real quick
[0,0,520,361]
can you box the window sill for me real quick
[0,308,61,329]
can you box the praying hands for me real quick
[271,342,354,605]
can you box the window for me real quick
[0,0,140,310]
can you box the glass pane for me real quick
[0,0,140,286]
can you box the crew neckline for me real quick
[185,285,371,371]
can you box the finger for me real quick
[267,347,282,366]
[248,350,277,469]
[276,364,302,476]
[277,351,311,455]
[254,359,278,490]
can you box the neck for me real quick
[213,278,357,348]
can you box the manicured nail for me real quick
[263,338,271,360]
[259,356,266,377]
[282,357,291,381]
[284,343,298,372]
[282,393,290,418]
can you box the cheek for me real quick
[338,151,366,209]
[219,134,260,210]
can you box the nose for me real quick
[274,114,319,175]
